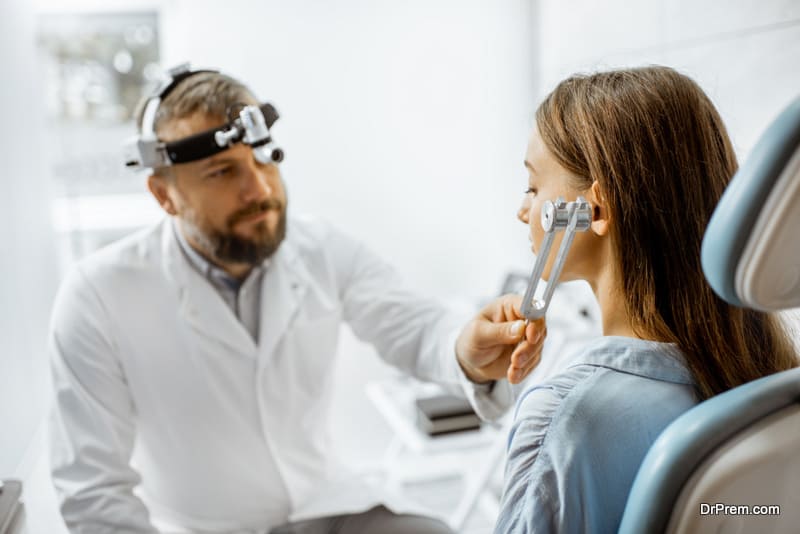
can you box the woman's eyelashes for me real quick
[525,187,538,196]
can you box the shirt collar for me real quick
[171,219,268,290]
[567,336,694,385]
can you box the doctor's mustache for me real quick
[227,199,284,226]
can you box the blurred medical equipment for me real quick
[123,63,284,171]
[0,479,24,534]
[619,94,800,534]
[520,197,592,321]
[415,394,481,436]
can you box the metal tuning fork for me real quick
[520,196,592,321]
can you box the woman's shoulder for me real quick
[566,335,694,384]
[498,336,699,533]
[517,336,693,414]
[512,335,698,456]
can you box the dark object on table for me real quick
[415,394,481,436]
[0,479,23,534]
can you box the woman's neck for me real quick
[589,265,641,339]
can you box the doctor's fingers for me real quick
[524,319,546,344]
[470,317,528,350]
[520,326,547,365]
[471,350,517,381]
[480,293,524,323]
[507,333,547,384]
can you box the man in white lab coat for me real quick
[48,70,544,534]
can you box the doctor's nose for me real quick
[239,160,276,202]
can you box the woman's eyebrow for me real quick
[524,160,537,174]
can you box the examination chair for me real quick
[618,94,800,534]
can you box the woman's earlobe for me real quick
[589,181,610,236]
[590,205,610,236]
[591,219,610,236]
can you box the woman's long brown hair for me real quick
[536,66,797,400]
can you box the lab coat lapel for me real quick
[161,220,257,357]
[257,237,309,359]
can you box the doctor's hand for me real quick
[455,294,546,385]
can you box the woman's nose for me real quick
[518,197,530,224]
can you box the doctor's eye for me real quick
[205,167,233,179]
[524,187,537,196]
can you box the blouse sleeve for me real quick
[494,384,563,533]
[495,363,597,534]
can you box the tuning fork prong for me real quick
[520,196,566,319]
[520,196,592,321]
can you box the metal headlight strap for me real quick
[520,196,592,320]
[124,63,284,171]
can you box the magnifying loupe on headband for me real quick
[122,63,284,172]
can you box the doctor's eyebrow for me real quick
[524,160,538,174]
[202,157,237,170]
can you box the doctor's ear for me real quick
[588,180,610,236]
[147,174,178,216]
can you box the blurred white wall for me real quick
[0,0,59,476]
[534,0,800,338]
[160,0,538,300]
[535,0,800,156]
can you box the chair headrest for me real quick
[702,96,800,311]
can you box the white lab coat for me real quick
[48,215,511,533]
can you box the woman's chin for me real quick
[541,270,578,284]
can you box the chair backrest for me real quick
[619,94,800,534]
[667,403,800,533]
[702,95,800,310]
[618,367,800,533]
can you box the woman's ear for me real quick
[147,174,178,216]
[589,180,610,236]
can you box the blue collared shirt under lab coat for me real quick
[172,220,268,341]
[495,336,699,534]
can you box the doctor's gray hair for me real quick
[134,71,258,140]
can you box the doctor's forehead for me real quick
[157,111,228,143]
[199,153,240,169]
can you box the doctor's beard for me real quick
[183,198,287,266]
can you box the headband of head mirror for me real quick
[123,63,284,171]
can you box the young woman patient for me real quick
[495,66,798,533]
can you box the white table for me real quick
[365,376,509,531]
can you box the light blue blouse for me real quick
[495,336,698,534]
